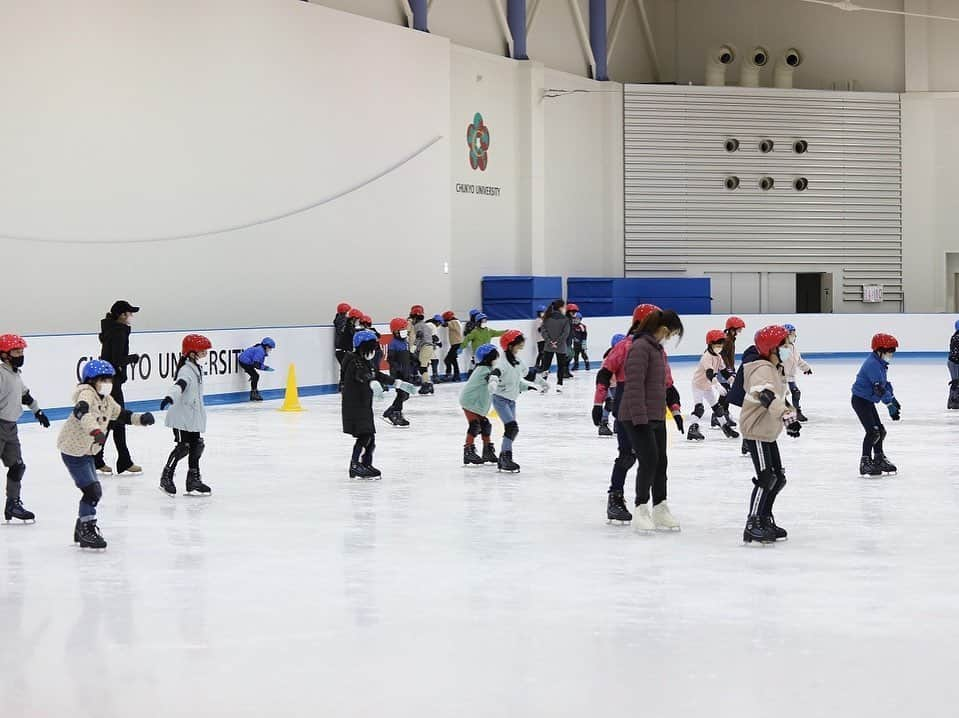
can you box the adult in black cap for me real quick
[94,300,143,476]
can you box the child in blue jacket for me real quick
[238,337,276,402]
[851,333,901,477]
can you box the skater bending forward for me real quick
[851,333,901,477]
[238,337,276,402]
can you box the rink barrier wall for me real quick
[12,314,955,423]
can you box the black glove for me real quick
[127,354,140,365]
[786,421,801,438]
[34,410,50,428]
[888,398,901,421]
[90,430,107,447]
[758,389,776,408]
[139,412,155,426]
[803,369,813,375]
[591,405,603,427]
[673,413,685,434]
[160,396,174,411]
[705,368,715,381]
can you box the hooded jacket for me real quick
[782,340,811,381]
[459,365,494,416]
[99,317,134,384]
[852,353,895,405]
[740,358,789,443]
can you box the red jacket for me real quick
[618,333,667,425]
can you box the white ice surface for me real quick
[2,357,958,717]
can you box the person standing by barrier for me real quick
[95,300,142,476]
[538,300,571,392]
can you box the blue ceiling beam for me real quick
[507,0,529,60]
[589,0,609,80]
[409,0,428,32]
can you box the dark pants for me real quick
[95,382,133,473]
[240,361,260,391]
[164,429,204,475]
[444,344,461,379]
[572,343,589,370]
[0,420,23,500]
[351,433,375,465]
[621,420,668,506]
[744,439,785,519]
[607,415,636,494]
[539,352,569,385]
[387,389,409,413]
[535,341,545,370]
[851,395,885,459]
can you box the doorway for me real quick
[796,273,822,313]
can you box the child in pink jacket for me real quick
[687,330,739,441]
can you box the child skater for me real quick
[688,330,739,441]
[238,337,276,402]
[948,320,959,410]
[782,323,813,421]
[408,305,436,395]
[428,314,444,383]
[442,311,463,382]
[159,334,213,497]
[534,305,547,371]
[852,333,901,477]
[462,313,507,373]
[571,313,590,371]
[716,316,746,427]
[740,325,801,544]
[595,333,626,437]
[333,302,351,366]
[0,334,51,523]
[459,343,500,466]
[490,330,546,473]
[382,318,418,428]
[59,360,155,548]
[341,330,395,479]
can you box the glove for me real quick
[34,410,50,428]
[488,375,501,393]
[370,381,384,400]
[262,365,275,372]
[127,354,140,365]
[758,389,776,408]
[396,380,417,395]
[160,396,174,411]
[90,430,107,447]
[785,420,802,438]
[591,405,603,426]
[804,369,813,375]
[888,398,901,421]
[717,383,728,397]
[705,368,715,381]
[139,412,155,426]
[673,413,685,434]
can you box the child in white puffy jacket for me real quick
[782,323,812,421]
[687,330,738,442]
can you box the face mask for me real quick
[779,347,792,362]
[710,344,723,354]
[882,352,894,363]
[9,355,24,369]
[97,381,113,397]
[480,322,487,329]
[398,331,408,340]
[364,351,375,361]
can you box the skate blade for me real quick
[654,525,682,532]
[185,491,212,497]
[3,518,35,525]
[158,486,177,498]
[606,519,632,525]
[633,527,655,535]
[742,540,775,546]
[78,545,107,551]
[858,474,884,480]
[117,470,143,476]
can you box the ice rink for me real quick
[2,356,957,717]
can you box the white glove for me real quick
[396,380,416,395]
[370,381,384,400]
[488,375,501,393]
[535,377,549,394]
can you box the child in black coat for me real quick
[341,330,395,479]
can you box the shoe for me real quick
[4,498,35,523]
[687,423,705,441]
[721,423,740,439]
[874,455,897,474]
[96,465,114,476]
[652,502,681,531]
[606,491,632,523]
[633,504,655,532]
[77,519,107,549]
[795,408,808,422]
[598,422,614,437]
[859,457,882,477]
[763,515,788,540]
[463,445,485,466]
[159,467,177,496]
[743,516,776,544]
[185,469,212,496]
[250,390,263,402]
[482,443,498,464]
[118,464,143,476]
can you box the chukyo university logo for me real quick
[467,112,490,171]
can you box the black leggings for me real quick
[352,434,375,465]
[165,429,203,474]
[539,352,569,385]
[387,389,410,413]
[744,439,786,519]
[95,382,134,473]
[621,420,667,506]
[240,362,260,391]
[444,344,461,378]
[851,395,886,459]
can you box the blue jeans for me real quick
[491,395,517,451]
[62,453,99,520]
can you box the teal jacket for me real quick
[459,365,494,415]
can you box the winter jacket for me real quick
[58,384,148,457]
[949,331,959,364]
[340,351,393,436]
[99,317,135,384]
[462,326,507,352]
[534,317,543,339]
[728,345,761,407]
[0,363,39,423]
[852,353,895,405]
[412,320,434,353]
[335,320,356,354]
[165,359,207,433]
[459,365,494,416]
[782,341,811,381]
[447,319,463,346]
[490,356,538,401]
[720,334,737,374]
[387,337,416,381]
[572,322,588,346]
[238,344,269,369]
[618,333,667,425]
[740,359,789,443]
[594,336,679,411]
[692,348,725,392]
[540,310,571,355]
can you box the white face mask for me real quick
[398,331,408,340]
[364,351,375,361]
[779,347,792,361]
[97,381,113,397]
[882,352,894,363]
[479,322,488,329]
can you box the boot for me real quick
[762,515,788,541]
[687,423,705,441]
[949,380,959,410]
[721,423,740,439]
[96,465,114,476]
[118,464,143,475]
[606,491,632,523]
[652,502,681,531]
[482,443,498,464]
[859,457,881,477]
[743,516,776,544]
[250,389,263,402]
[463,444,485,466]
[741,439,750,456]
[418,383,434,395]
[159,466,177,496]
[361,461,382,479]
[497,451,520,473]
[349,461,375,479]
[795,407,808,422]
[598,421,614,437]
[874,455,897,474]
[585,361,591,371]
[633,504,655,532]
[74,518,81,543]
[77,519,107,549]
[382,409,410,428]
[4,498,34,523]
[186,469,212,496]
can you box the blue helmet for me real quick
[611,333,626,348]
[474,344,498,364]
[432,314,444,324]
[261,337,276,349]
[575,312,582,319]
[537,304,547,314]
[469,308,480,318]
[82,359,116,382]
[475,313,488,323]
[352,330,378,349]
[783,323,796,333]
[955,320,959,331]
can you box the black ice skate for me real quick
[463,445,485,466]
[721,423,740,439]
[159,467,177,496]
[382,409,410,428]
[741,439,750,456]
[598,421,614,437]
[949,380,959,410]
[710,413,722,429]
[482,443,498,464]
[873,455,897,475]
[763,515,788,541]
[349,461,377,479]
[687,423,705,441]
[250,389,263,402]
[74,518,82,543]
[859,457,882,477]
[497,451,520,473]
[361,462,382,479]
[186,469,212,496]
[743,516,776,544]
[418,383,434,395]
[585,361,591,371]
[77,519,107,550]
[606,491,633,524]
[4,498,34,523]
[794,408,808,422]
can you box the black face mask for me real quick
[7,355,24,369]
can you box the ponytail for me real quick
[638,309,684,341]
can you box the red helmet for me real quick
[336,302,351,314]
[389,318,407,333]
[706,329,726,345]
[500,329,525,350]
[0,334,27,352]
[360,314,372,325]
[871,333,899,352]
[726,316,746,331]
[347,308,363,320]
[632,304,661,323]
[754,325,789,358]
[182,334,212,355]
[567,303,580,313]
[442,310,455,321]
[410,305,425,316]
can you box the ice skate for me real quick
[185,469,212,496]
[633,504,655,533]
[743,516,776,544]
[361,462,382,479]
[349,461,377,479]
[859,457,882,477]
[741,440,750,456]
[96,465,114,476]
[874,455,897,475]
[585,361,591,371]
[4,498,35,523]
[795,408,808,422]
[118,464,143,476]
[482,443,498,464]
[159,467,177,496]
[417,383,434,396]
[652,502,681,531]
[73,518,81,544]
[687,423,705,441]
[598,422,614,437]
[763,515,788,541]
[724,413,737,428]
[77,519,107,550]
[710,413,722,429]
[382,409,410,428]
[606,491,632,524]
[463,444,484,466]
[497,451,520,473]
[250,389,263,402]
[721,423,740,439]
[949,380,959,410]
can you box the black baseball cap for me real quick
[110,300,140,317]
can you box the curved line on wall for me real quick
[0,135,444,245]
